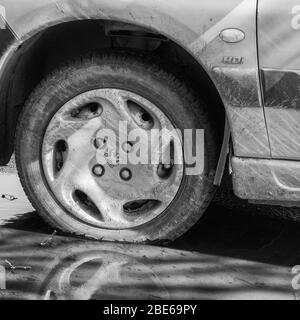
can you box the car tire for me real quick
[15,52,219,243]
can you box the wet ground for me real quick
[0,164,300,300]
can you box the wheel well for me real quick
[3,19,225,163]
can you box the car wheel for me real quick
[15,52,218,243]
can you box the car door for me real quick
[258,0,300,159]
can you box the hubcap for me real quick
[42,89,184,229]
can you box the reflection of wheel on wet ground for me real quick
[39,246,170,300]
[16,52,218,243]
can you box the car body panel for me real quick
[230,0,300,204]
[258,0,300,159]
[232,156,300,204]
[0,0,271,164]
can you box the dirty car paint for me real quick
[258,0,300,159]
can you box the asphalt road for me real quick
[0,164,300,300]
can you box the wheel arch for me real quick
[0,15,227,180]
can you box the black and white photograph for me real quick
[0,0,299,309]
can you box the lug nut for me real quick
[122,141,134,153]
[120,168,132,181]
[157,163,173,179]
[92,164,105,177]
[94,137,107,149]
